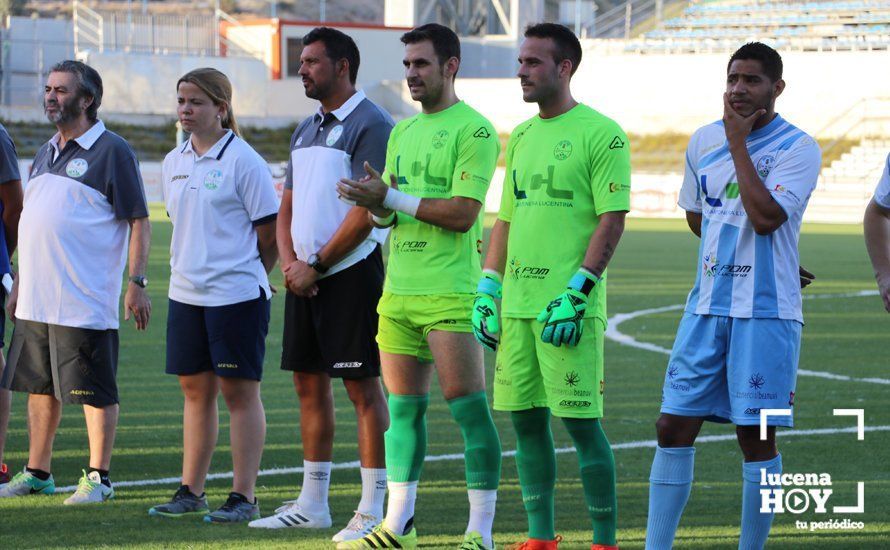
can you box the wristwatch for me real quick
[129,275,148,288]
[307,253,329,274]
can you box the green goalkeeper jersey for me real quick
[382,101,499,295]
[498,103,631,322]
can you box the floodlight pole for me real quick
[624,1,632,39]
[575,0,581,35]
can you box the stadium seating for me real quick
[625,0,890,52]
[808,138,889,221]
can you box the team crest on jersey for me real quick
[703,252,719,277]
[203,169,223,190]
[66,158,88,178]
[432,130,449,149]
[326,125,344,147]
[756,154,776,178]
[553,140,573,160]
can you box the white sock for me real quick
[296,460,331,512]
[384,480,417,534]
[358,467,387,518]
[466,489,497,546]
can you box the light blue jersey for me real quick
[679,115,821,323]
[875,153,890,209]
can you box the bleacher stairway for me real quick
[808,139,888,223]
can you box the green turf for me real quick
[1,216,887,549]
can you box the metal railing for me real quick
[593,0,687,38]
[73,0,103,53]
[71,3,265,60]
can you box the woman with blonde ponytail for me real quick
[177,67,241,136]
[148,67,279,523]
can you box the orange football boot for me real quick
[506,535,563,550]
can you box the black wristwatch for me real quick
[129,275,148,288]
[307,253,329,274]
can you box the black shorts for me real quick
[1,320,119,406]
[166,289,271,381]
[282,247,383,379]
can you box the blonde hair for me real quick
[177,67,240,136]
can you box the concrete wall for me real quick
[82,51,276,118]
[9,18,890,140]
[456,45,890,137]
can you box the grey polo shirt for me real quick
[285,90,394,276]
[18,120,149,329]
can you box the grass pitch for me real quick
[1,214,888,549]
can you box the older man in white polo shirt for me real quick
[0,60,151,504]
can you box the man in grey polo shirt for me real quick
[248,28,394,542]
[0,122,23,487]
[0,60,151,504]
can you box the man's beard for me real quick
[304,78,333,101]
[45,97,84,125]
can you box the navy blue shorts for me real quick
[166,289,271,380]
[0,284,7,348]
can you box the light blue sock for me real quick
[740,453,782,550]
[645,446,695,550]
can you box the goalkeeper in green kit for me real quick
[473,23,630,550]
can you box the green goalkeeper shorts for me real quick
[376,291,474,362]
[493,317,606,418]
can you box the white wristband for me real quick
[372,211,396,227]
[482,268,503,283]
[382,187,422,217]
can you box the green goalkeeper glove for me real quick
[472,271,502,351]
[537,268,599,347]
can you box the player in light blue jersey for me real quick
[644,43,821,550]
[864,153,890,312]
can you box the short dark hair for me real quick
[524,23,582,75]
[728,42,783,82]
[400,23,461,71]
[49,60,103,121]
[303,26,361,84]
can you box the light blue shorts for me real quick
[660,312,801,427]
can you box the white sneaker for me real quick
[332,510,382,542]
[63,470,114,505]
[247,500,332,529]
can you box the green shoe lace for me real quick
[72,470,100,497]
[461,531,494,550]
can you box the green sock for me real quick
[563,417,617,546]
[385,394,429,482]
[448,391,502,490]
[511,408,556,540]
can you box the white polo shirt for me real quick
[163,130,279,306]
[286,90,394,276]
[18,120,149,330]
